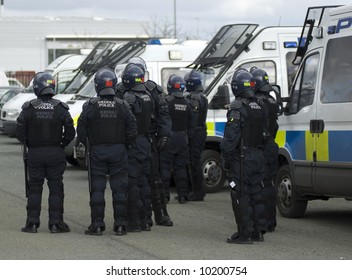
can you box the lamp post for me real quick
[173,0,177,39]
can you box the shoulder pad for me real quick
[22,101,31,109]
[30,99,43,108]
[116,82,127,94]
[145,80,157,91]
[89,97,100,104]
[230,99,243,110]
[190,92,201,101]
[50,99,61,107]
[165,95,174,102]
[61,101,69,109]
[113,97,123,104]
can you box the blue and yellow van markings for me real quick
[206,120,352,163]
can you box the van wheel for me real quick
[201,149,226,193]
[275,164,307,218]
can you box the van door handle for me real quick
[310,119,324,133]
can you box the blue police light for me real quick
[147,39,162,45]
[283,41,298,48]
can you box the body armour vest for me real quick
[27,99,63,146]
[188,92,207,127]
[166,95,189,132]
[124,91,153,135]
[88,97,126,145]
[258,92,279,138]
[241,99,266,148]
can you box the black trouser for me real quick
[89,144,128,230]
[26,146,67,227]
[127,136,152,229]
[189,126,207,197]
[228,148,266,237]
[148,133,171,224]
[160,131,189,199]
[262,138,279,230]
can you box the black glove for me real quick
[157,136,169,152]
[221,157,229,172]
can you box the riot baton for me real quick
[240,138,245,197]
[85,138,92,196]
[22,143,29,198]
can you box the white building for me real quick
[0,16,150,72]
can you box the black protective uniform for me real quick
[122,83,154,232]
[16,95,75,233]
[221,70,267,244]
[161,77,193,203]
[116,60,173,227]
[256,86,279,231]
[77,67,137,236]
[144,80,173,226]
[186,90,208,200]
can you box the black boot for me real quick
[226,232,253,244]
[21,223,38,233]
[115,225,127,236]
[84,225,103,236]
[50,222,70,233]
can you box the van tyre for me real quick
[201,149,225,193]
[275,164,307,218]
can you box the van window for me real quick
[289,53,319,113]
[240,61,276,84]
[286,52,299,92]
[321,36,352,103]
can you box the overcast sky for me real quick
[1,0,351,40]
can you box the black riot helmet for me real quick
[184,70,204,91]
[33,72,56,96]
[121,63,145,89]
[167,74,186,97]
[231,70,256,97]
[250,67,270,92]
[94,67,117,96]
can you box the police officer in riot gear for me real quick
[160,75,193,204]
[121,63,155,232]
[221,69,267,244]
[250,67,280,232]
[116,57,173,227]
[184,70,208,201]
[77,68,137,236]
[16,72,75,233]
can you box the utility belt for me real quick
[236,145,264,151]
[170,130,187,135]
[28,143,61,148]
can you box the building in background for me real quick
[0,16,150,85]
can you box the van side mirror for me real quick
[209,85,230,109]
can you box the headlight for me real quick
[5,109,19,120]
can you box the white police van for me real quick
[65,40,207,168]
[0,53,87,136]
[275,5,352,217]
[177,24,302,193]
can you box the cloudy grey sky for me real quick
[1,0,351,40]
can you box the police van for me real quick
[178,24,302,193]
[275,5,352,217]
[0,53,87,136]
[64,40,207,168]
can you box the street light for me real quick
[173,0,177,39]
